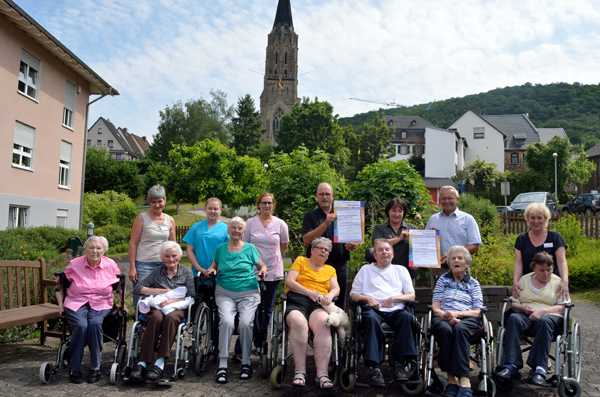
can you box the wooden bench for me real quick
[0,259,61,344]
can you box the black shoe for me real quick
[240,364,253,380]
[368,367,386,387]
[130,363,146,382]
[495,367,512,381]
[69,370,84,384]
[145,365,163,383]
[394,360,416,382]
[87,369,102,383]
[529,373,546,386]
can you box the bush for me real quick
[458,194,499,241]
[470,233,514,286]
[0,226,85,261]
[567,238,600,290]
[553,214,584,256]
[95,224,130,254]
[83,191,138,228]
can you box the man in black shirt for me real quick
[303,182,356,309]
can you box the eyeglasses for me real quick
[313,246,330,252]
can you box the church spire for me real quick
[273,0,293,30]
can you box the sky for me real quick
[15,0,600,141]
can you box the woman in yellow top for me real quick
[496,252,564,387]
[285,237,340,389]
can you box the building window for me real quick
[275,52,278,64]
[8,205,29,228]
[62,80,76,128]
[12,122,35,169]
[97,139,102,145]
[58,141,72,187]
[414,144,424,156]
[18,50,40,100]
[115,152,122,160]
[399,145,410,155]
[98,127,102,134]
[511,152,520,165]
[107,139,114,148]
[285,52,288,64]
[56,209,68,228]
[87,139,91,146]
[401,131,407,139]
[473,127,485,139]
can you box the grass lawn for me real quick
[572,290,600,305]
[165,203,205,226]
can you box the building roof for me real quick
[536,127,568,144]
[424,178,455,189]
[273,0,293,30]
[587,143,600,158]
[481,114,539,150]
[89,117,148,158]
[0,0,118,96]
[385,115,436,129]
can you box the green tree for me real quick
[149,90,233,161]
[84,148,143,198]
[277,98,350,171]
[267,147,347,249]
[83,191,137,227]
[231,94,264,155]
[347,116,392,177]
[166,140,267,208]
[453,159,503,202]
[350,160,430,230]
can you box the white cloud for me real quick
[16,0,600,138]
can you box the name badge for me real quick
[543,242,554,248]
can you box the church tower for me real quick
[260,0,299,144]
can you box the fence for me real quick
[175,226,190,243]
[501,212,600,238]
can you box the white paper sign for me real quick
[333,200,364,243]
[409,229,440,268]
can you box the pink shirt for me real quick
[243,215,289,281]
[63,256,120,311]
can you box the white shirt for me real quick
[350,263,414,312]
[425,208,481,256]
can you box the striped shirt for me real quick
[432,272,484,312]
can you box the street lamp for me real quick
[87,222,95,238]
[552,152,558,204]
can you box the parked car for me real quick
[508,192,557,215]
[496,206,510,215]
[561,192,600,215]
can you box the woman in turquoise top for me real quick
[206,217,266,384]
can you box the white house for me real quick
[448,110,505,172]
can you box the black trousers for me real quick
[431,315,482,376]
[362,307,417,366]
[334,265,347,309]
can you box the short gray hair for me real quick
[159,241,182,257]
[84,235,109,254]
[440,185,459,199]
[229,216,246,228]
[447,245,472,266]
[147,184,166,201]
[311,237,332,252]
[373,238,392,250]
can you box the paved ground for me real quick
[1,298,598,397]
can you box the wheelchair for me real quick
[269,292,343,389]
[39,272,128,384]
[191,275,273,377]
[120,292,198,384]
[338,301,425,395]
[494,298,582,397]
[421,308,496,397]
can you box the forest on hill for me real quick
[340,82,600,148]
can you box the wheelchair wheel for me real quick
[338,367,356,392]
[270,365,285,389]
[192,303,211,375]
[39,362,54,384]
[58,342,70,369]
[495,327,505,369]
[399,380,425,396]
[109,362,120,384]
[558,379,581,397]
[568,322,582,382]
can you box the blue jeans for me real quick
[133,260,162,308]
[64,306,110,372]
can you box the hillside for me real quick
[340,82,600,148]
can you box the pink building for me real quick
[0,0,118,229]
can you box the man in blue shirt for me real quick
[426,186,481,265]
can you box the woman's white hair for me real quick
[311,237,333,251]
[84,235,109,254]
[229,216,246,228]
[159,241,182,257]
[447,245,472,266]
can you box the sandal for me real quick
[292,371,306,387]
[316,375,334,390]
[240,364,253,380]
[215,367,228,384]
